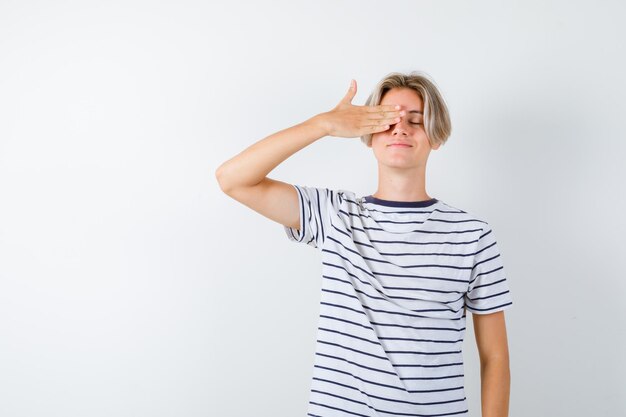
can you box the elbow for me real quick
[214,164,233,194]
[480,354,510,371]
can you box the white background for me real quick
[1,1,625,416]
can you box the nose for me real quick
[391,117,408,136]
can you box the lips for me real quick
[388,143,412,147]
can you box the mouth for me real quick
[387,144,412,148]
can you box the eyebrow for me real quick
[409,110,423,114]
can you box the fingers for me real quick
[366,108,404,127]
[364,106,404,127]
[341,79,357,105]
[357,117,393,134]
[367,124,391,134]
[366,104,402,113]
[368,112,403,122]
[360,107,404,134]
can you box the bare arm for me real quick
[214,115,329,230]
[473,311,511,417]
[214,114,327,193]
[214,79,404,229]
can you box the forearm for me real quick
[480,358,510,417]
[215,113,328,192]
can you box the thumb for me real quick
[340,79,357,104]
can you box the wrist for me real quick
[308,112,331,138]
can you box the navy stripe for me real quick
[321,249,471,283]
[466,301,513,313]
[321,274,465,306]
[361,225,485,234]
[363,195,438,207]
[313,377,469,407]
[314,364,466,393]
[294,185,306,242]
[323,272,465,298]
[314,188,323,245]
[327,235,482,261]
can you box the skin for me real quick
[474,310,511,417]
[367,87,441,202]
[214,79,403,231]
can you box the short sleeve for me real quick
[465,224,514,315]
[283,184,341,250]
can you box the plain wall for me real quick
[1,0,625,416]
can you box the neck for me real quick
[372,163,430,201]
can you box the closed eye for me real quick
[410,122,422,125]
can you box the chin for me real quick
[378,159,419,168]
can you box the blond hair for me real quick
[361,71,451,148]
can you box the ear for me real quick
[431,141,441,150]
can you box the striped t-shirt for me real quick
[283,184,513,417]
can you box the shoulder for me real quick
[434,199,491,232]
[304,187,359,208]
[335,188,358,204]
[294,185,360,212]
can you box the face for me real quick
[368,87,440,169]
